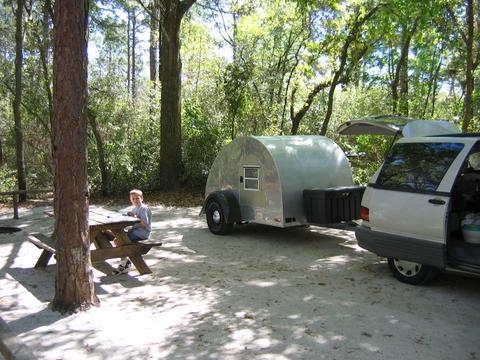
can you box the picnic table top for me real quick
[44,206,140,228]
[88,206,140,228]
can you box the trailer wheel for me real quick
[387,258,438,285]
[206,200,233,235]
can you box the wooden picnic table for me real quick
[88,206,140,244]
[29,206,162,275]
[88,206,160,274]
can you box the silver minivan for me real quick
[340,116,480,284]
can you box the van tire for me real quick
[206,200,233,235]
[387,258,438,285]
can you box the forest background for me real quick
[0,0,479,199]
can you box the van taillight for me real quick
[360,206,369,222]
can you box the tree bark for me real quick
[127,6,138,100]
[463,0,474,132]
[52,0,98,313]
[319,5,380,135]
[290,82,329,135]
[149,6,158,85]
[88,109,109,196]
[158,0,196,189]
[32,3,54,152]
[14,0,27,202]
[131,9,137,99]
[0,137,4,166]
[127,9,131,97]
[149,0,160,86]
[391,18,418,116]
[148,0,160,126]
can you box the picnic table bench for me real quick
[26,232,56,268]
[27,207,162,275]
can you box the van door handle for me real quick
[428,198,445,205]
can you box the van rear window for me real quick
[376,142,464,191]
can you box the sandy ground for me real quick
[0,204,479,360]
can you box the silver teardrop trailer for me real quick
[200,135,364,234]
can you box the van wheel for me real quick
[387,258,438,285]
[206,200,233,235]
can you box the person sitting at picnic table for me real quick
[112,189,152,275]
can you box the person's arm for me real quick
[130,208,149,229]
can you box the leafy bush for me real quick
[0,167,17,192]
[181,102,222,189]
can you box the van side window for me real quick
[376,142,464,191]
[244,167,260,190]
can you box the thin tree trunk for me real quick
[88,109,109,196]
[463,0,474,132]
[149,0,159,86]
[391,19,418,115]
[32,2,54,138]
[0,138,4,166]
[149,0,160,127]
[398,59,409,115]
[319,5,380,135]
[290,82,329,135]
[422,58,442,118]
[131,9,137,99]
[14,0,27,202]
[127,10,132,98]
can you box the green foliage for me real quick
[327,86,393,184]
[181,101,222,189]
[348,135,391,185]
[221,61,254,139]
[0,167,17,192]
[87,78,161,194]
[0,0,478,195]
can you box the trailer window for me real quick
[244,167,260,190]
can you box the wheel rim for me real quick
[392,259,421,277]
[212,209,221,224]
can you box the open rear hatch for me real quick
[338,115,460,137]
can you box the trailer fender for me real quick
[201,190,241,224]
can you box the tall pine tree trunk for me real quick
[463,0,474,132]
[14,0,27,201]
[52,0,98,313]
[131,9,137,99]
[149,0,159,86]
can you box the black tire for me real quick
[206,200,233,235]
[387,258,438,285]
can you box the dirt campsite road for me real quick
[0,204,479,360]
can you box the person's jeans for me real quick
[127,228,148,242]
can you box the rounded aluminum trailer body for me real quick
[205,136,354,227]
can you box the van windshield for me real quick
[376,142,464,191]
